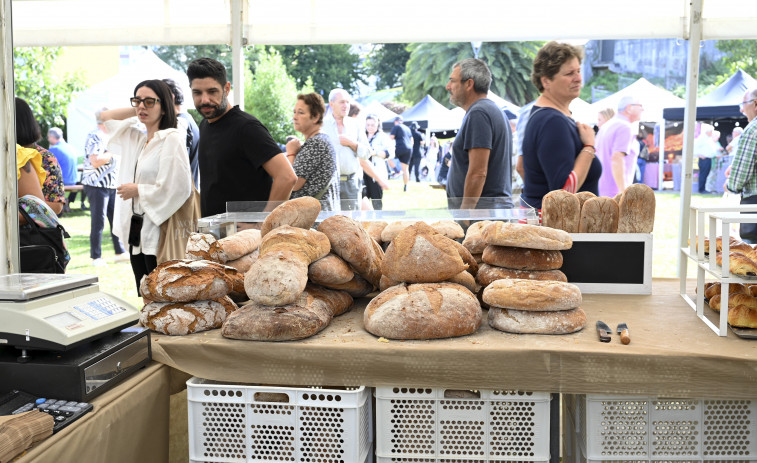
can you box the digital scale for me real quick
[0,273,150,401]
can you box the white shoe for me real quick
[92,258,107,267]
[114,253,130,263]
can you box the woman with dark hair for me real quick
[285,92,339,211]
[15,97,66,214]
[520,41,601,210]
[363,114,392,210]
[100,79,192,295]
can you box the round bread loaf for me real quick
[446,270,479,294]
[541,190,580,233]
[364,282,482,340]
[716,251,757,276]
[225,249,259,273]
[482,245,562,271]
[728,304,757,328]
[381,222,467,283]
[362,221,388,244]
[617,183,655,233]
[318,215,383,287]
[260,197,321,237]
[708,292,757,312]
[482,278,582,311]
[578,197,619,233]
[319,273,374,298]
[462,220,493,255]
[704,282,748,300]
[140,259,235,302]
[217,229,262,262]
[140,298,236,335]
[482,222,572,250]
[450,238,479,276]
[185,233,226,263]
[431,220,465,239]
[308,253,355,286]
[488,307,586,334]
[380,221,417,243]
[476,263,567,286]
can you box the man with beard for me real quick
[187,57,296,216]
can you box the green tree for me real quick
[402,42,541,107]
[715,40,757,78]
[364,43,410,90]
[153,45,233,73]
[246,49,312,144]
[14,47,85,145]
[271,45,364,97]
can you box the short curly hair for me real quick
[297,92,326,125]
[531,41,584,93]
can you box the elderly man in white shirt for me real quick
[322,88,370,210]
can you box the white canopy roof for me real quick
[589,78,686,123]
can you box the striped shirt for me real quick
[81,129,118,189]
[726,118,757,198]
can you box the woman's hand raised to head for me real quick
[576,122,595,146]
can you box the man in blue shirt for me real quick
[47,127,85,210]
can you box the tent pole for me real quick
[231,0,246,110]
[1,0,19,275]
[658,122,665,191]
[677,0,703,278]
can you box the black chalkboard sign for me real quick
[561,240,646,284]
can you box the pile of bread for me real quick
[703,282,757,328]
[541,183,655,233]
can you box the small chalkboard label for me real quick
[561,241,645,284]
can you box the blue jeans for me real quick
[340,175,360,211]
[84,185,125,259]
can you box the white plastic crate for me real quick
[564,394,757,462]
[187,377,373,463]
[375,386,551,462]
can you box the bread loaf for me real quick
[140,297,237,335]
[482,245,562,271]
[447,270,479,293]
[617,183,655,233]
[541,190,580,233]
[450,238,478,276]
[362,221,388,244]
[462,220,493,255]
[364,283,482,340]
[476,263,567,286]
[578,197,619,233]
[708,292,757,312]
[431,220,465,240]
[574,191,597,208]
[483,222,572,250]
[140,259,235,302]
[260,197,321,237]
[308,253,355,286]
[381,222,467,283]
[185,233,226,262]
[482,278,582,311]
[319,273,374,298]
[381,221,417,243]
[225,249,259,273]
[704,282,748,300]
[716,251,757,276]
[245,226,330,306]
[488,307,586,334]
[379,274,400,292]
[217,229,262,262]
[727,304,757,328]
[318,215,382,287]
[222,285,353,341]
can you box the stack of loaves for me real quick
[475,222,572,292]
[139,259,243,335]
[363,222,482,340]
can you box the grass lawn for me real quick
[57,179,729,309]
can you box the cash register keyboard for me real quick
[0,390,93,434]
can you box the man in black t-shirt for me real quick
[389,116,413,191]
[187,58,296,216]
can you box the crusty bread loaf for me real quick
[617,183,655,233]
[488,307,586,334]
[482,245,562,271]
[483,222,572,250]
[475,263,567,286]
[381,221,417,243]
[431,220,465,240]
[318,215,382,287]
[362,221,388,244]
[716,251,757,276]
[381,222,467,283]
[245,226,330,306]
[379,274,400,292]
[308,253,355,285]
[574,191,597,208]
[364,283,482,340]
[541,190,580,233]
[708,292,757,312]
[450,238,478,276]
[613,192,623,204]
[579,197,619,233]
[704,282,748,300]
[260,197,321,237]
[185,233,226,262]
[727,304,757,328]
[447,270,479,293]
[140,298,237,335]
[140,259,235,302]
[217,229,262,262]
[473,253,484,264]
[482,278,582,311]
[462,220,493,255]
[319,273,374,298]
[222,285,353,341]
[225,249,259,273]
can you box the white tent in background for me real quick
[361,100,399,128]
[487,92,520,119]
[66,49,194,155]
[570,98,596,125]
[588,78,685,122]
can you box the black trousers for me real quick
[130,249,157,296]
[363,172,383,210]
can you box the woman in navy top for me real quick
[520,41,602,210]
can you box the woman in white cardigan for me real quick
[100,79,192,296]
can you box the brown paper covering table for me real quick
[151,279,757,399]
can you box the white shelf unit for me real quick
[679,205,757,336]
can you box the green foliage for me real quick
[245,49,312,144]
[14,47,86,145]
[364,43,410,90]
[153,45,233,73]
[271,45,364,96]
[715,40,757,78]
[402,42,541,107]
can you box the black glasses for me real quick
[739,98,756,109]
[130,97,160,108]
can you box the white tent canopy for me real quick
[589,78,685,123]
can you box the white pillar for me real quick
[231,0,246,110]
[1,0,19,274]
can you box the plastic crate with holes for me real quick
[563,394,757,462]
[186,377,373,463]
[374,386,551,462]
